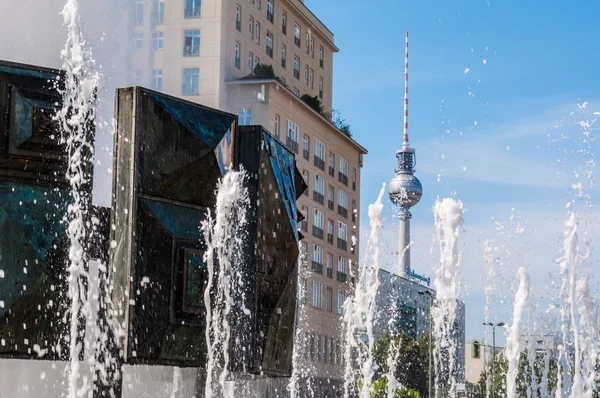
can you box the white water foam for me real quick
[431,198,464,397]
[505,267,530,398]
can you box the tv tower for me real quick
[388,31,423,278]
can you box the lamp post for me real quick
[419,290,434,398]
[483,322,505,398]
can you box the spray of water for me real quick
[342,183,386,398]
[505,267,530,398]
[202,169,250,398]
[56,0,100,396]
[431,198,463,397]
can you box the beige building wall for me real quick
[133,0,366,384]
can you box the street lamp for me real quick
[419,290,434,398]
[482,322,505,398]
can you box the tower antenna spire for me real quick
[403,31,409,149]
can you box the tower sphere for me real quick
[388,173,423,208]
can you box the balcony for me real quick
[267,10,274,23]
[352,212,356,223]
[338,205,348,219]
[295,36,301,47]
[327,233,333,244]
[338,172,348,186]
[235,57,241,69]
[329,166,334,177]
[294,69,300,79]
[236,19,241,31]
[313,191,324,205]
[337,271,347,283]
[328,200,333,211]
[281,58,286,68]
[282,24,287,35]
[314,156,325,171]
[301,220,308,232]
[312,225,324,239]
[320,58,324,68]
[319,89,323,99]
[337,238,347,251]
[327,267,333,278]
[353,181,356,191]
[303,149,309,160]
[266,45,273,58]
[286,138,299,153]
[312,261,323,274]
[185,7,201,18]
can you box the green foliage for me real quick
[360,377,420,398]
[252,63,275,78]
[300,94,323,114]
[322,109,352,137]
[371,333,431,398]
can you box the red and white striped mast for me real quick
[403,30,410,149]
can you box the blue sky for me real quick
[307,0,600,343]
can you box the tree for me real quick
[300,94,323,114]
[252,63,275,78]
[322,109,352,137]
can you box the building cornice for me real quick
[283,0,339,53]
[225,78,367,154]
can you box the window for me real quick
[317,335,322,361]
[309,68,314,89]
[314,175,324,196]
[238,109,252,126]
[274,114,280,138]
[339,156,348,185]
[300,241,307,261]
[133,69,142,86]
[248,51,253,70]
[352,168,357,191]
[337,290,346,314]
[304,64,309,85]
[249,15,254,38]
[182,68,200,95]
[338,222,347,251]
[310,37,314,57]
[135,0,144,25]
[352,199,357,223]
[327,186,334,211]
[257,0,261,10]
[338,255,347,274]
[287,120,299,152]
[151,69,163,91]
[312,281,322,308]
[132,32,143,51]
[319,77,323,99]
[185,0,201,18]
[326,288,332,311]
[255,21,261,44]
[327,253,333,277]
[324,336,328,362]
[235,42,241,68]
[473,341,481,359]
[338,190,348,210]
[294,23,301,47]
[267,0,274,23]
[281,44,286,68]
[152,0,165,24]
[300,205,308,231]
[293,56,300,79]
[254,56,260,68]
[330,338,335,364]
[305,32,309,53]
[301,173,309,198]
[314,139,324,169]
[328,152,335,176]
[184,30,200,56]
[312,244,323,271]
[298,277,306,303]
[236,5,242,31]
[293,88,300,97]
[313,209,324,231]
[319,46,324,68]
[310,334,315,361]
[266,31,273,57]
[151,31,164,50]
[303,135,310,159]
[282,11,287,34]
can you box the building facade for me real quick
[375,269,466,384]
[132,0,367,392]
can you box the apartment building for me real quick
[132,0,367,393]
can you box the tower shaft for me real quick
[398,209,411,277]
